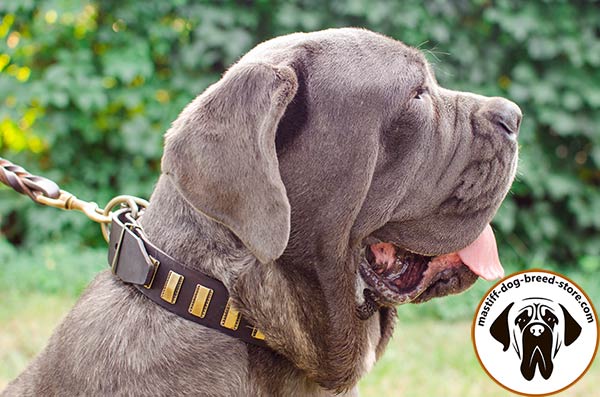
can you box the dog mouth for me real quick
[521,323,554,380]
[359,224,504,305]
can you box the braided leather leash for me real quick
[0,157,148,241]
[0,157,60,202]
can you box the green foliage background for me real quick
[1,0,600,281]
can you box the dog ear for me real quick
[490,302,514,351]
[559,304,582,346]
[162,63,298,264]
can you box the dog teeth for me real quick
[373,262,386,275]
[394,258,408,276]
[370,257,409,279]
[399,261,408,276]
[380,260,408,281]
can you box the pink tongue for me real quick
[457,224,504,281]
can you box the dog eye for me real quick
[413,88,427,100]
[515,310,531,325]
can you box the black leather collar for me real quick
[107,208,267,348]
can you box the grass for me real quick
[360,319,599,397]
[0,243,598,395]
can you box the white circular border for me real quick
[472,269,599,396]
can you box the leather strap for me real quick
[107,209,267,348]
[0,157,60,201]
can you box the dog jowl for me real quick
[490,298,582,380]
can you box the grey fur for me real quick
[3,28,519,396]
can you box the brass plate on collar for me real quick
[161,270,184,304]
[188,284,213,318]
[251,327,265,340]
[221,298,241,330]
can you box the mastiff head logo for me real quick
[490,297,582,380]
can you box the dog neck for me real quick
[140,175,257,292]
[137,174,391,392]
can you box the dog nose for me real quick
[486,97,522,138]
[530,324,544,337]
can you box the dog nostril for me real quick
[486,97,522,138]
[530,324,544,336]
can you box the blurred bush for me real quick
[1,0,599,270]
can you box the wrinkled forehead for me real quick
[244,28,431,83]
[240,29,435,125]
[513,299,558,318]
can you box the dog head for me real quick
[162,28,520,309]
[490,298,582,380]
[157,27,523,391]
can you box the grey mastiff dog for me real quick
[3,28,521,396]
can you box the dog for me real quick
[490,298,582,380]
[3,28,520,396]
